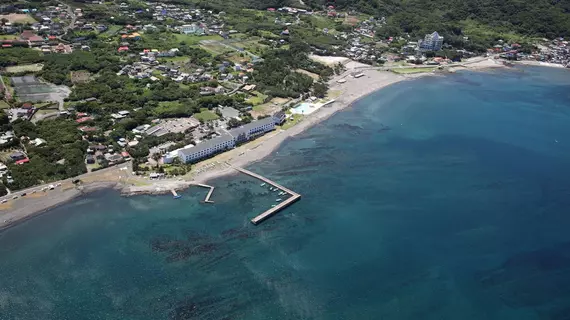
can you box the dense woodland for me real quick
[5,119,88,190]
[185,0,570,40]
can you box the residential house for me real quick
[86,154,96,164]
[9,151,27,161]
[132,124,151,134]
[178,24,204,35]
[273,111,286,125]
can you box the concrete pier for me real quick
[171,189,179,197]
[232,167,301,225]
[191,183,215,203]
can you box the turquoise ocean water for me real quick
[2,67,570,320]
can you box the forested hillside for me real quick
[186,0,570,40]
[313,0,570,39]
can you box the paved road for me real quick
[0,74,12,101]
[353,55,500,71]
[62,3,77,34]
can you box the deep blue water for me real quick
[2,67,570,320]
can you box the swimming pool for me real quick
[291,102,316,115]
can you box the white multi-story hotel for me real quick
[419,31,444,51]
[178,133,235,163]
[177,117,276,163]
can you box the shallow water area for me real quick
[1,67,570,319]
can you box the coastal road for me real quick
[353,55,501,72]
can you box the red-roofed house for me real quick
[76,116,93,123]
[267,8,276,11]
[15,158,30,165]
[118,46,129,52]
[54,43,73,54]
[20,30,35,40]
[28,35,44,44]
[76,112,88,118]
[21,103,34,109]
[2,44,13,48]
[78,126,98,132]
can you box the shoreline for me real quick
[515,60,568,69]
[0,59,510,231]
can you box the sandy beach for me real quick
[515,60,568,69]
[0,59,509,230]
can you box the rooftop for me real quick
[178,132,234,157]
[219,106,240,119]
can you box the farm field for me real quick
[5,64,44,73]
[0,13,37,24]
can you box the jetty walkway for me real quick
[232,167,301,225]
[190,183,215,203]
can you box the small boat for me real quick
[173,195,182,199]
[260,183,266,187]
[273,188,278,192]
[271,204,276,207]
[276,198,282,202]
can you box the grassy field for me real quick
[281,114,303,130]
[246,91,268,106]
[233,39,268,55]
[296,69,320,80]
[200,42,230,55]
[5,64,44,73]
[174,34,222,45]
[307,15,339,30]
[460,19,532,44]
[247,96,265,106]
[159,56,189,63]
[392,67,436,74]
[0,35,18,40]
[0,100,11,109]
[194,108,220,122]
[2,76,14,97]
[98,25,122,38]
[0,13,37,24]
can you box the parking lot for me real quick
[148,117,200,136]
